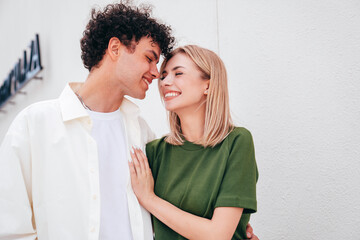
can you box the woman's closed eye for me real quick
[160,74,167,80]
[175,72,183,76]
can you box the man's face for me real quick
[115,37,161,99]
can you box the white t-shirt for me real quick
[87,109,133,240]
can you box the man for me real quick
[0,2,258,240]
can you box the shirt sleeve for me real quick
[138,116,156,143]
[214,128,258,214]
[0,110,37,239]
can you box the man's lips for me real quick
[143,77,152,86]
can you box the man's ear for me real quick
[108,37,122,60]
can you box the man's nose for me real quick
[150,65,160,79]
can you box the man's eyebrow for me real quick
[147,50,159,61]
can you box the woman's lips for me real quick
[163,91,181,101]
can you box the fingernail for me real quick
[247,232,251,238]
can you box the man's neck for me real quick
[77,70,125,113]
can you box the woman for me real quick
[129,45,258,240]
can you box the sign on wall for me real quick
[0,34,43,110]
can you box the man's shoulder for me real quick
[5,98,61,136]
[14,98,61,125]
[22,99,60,116]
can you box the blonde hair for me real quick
[159,45,234,147]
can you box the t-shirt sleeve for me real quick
[146,139,160,179]
[146,141,155,167]
[214,128,258,214]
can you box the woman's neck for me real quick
[177,107,206,143]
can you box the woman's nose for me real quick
[161,75,173,86]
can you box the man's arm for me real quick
[0,112,37,239]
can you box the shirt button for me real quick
[90,226,95,232]
[90,167,95,173]
[92,194,97,200]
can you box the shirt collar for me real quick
[59,83,88,122]
[59,82,140,122]
[120,97,140,117]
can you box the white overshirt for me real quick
[0,83,155,240]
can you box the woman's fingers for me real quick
[134,148,146,174]
[138,149,151,172]
[131,147,142,175]
[128,161,137,180]
[128,161,135,174]
[130,147,152,180]
[128,147,155,204]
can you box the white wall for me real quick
[1,0,360,239]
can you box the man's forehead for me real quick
[137,36,161,57]
[149,40,161,57]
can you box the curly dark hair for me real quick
[80,1,175,71]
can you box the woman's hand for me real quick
[128,147,156,207]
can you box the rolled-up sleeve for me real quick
[214,128,258,214]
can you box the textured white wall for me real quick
[218,1,360,239]
[1,0,360,239]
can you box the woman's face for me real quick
[159,53,209,114]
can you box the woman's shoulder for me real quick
[146,135,168,154]
[225,126,254,148]
[228,126,253,139]
[145,136,169,165]
[147,135,167,148]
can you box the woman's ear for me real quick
[204,82,210,95]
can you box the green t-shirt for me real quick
[146,127,258,240]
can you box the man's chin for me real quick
[131,92,146,100]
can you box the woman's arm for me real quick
[129,148,243,240]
